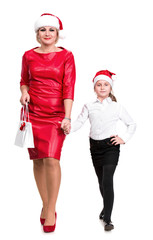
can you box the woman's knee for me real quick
[43,157,60,169]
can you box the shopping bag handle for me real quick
[21,102,30,122]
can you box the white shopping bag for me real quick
[14,103,35,148]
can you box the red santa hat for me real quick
[34,13,65,38]
[93,70,116,87]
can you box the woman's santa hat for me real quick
[34,13,65,38]
[93,70,116,87]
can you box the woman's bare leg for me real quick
[33,159,48,218]
[43,157,61,226]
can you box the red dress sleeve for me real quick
[20,52,29,87]
[62,52,76,100]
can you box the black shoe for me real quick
[99,210,104,220]
[104,221,114,231]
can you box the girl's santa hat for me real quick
[93,70,116,87]
[34,13,65,38]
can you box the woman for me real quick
[70,70,136,231]
[20,13,76,232]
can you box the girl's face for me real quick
[94,80,111,99]
[37,26,58,45]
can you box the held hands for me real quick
[20,92,30,105]
[110,135,125,145]
[59,118,71,135]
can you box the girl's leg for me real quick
[102,164,117,223]
[93,165,104,198]
[93,165,105,218]
[43,157,61,226]
[33,159,48,218]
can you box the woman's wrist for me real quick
[22,90,28,95]
[64,117,71,122]
[20,85,29,94]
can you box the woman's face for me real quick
[37,26,58,45]
[94,80,111,99]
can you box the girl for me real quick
[20,13,76,232]
[69,70,136,231]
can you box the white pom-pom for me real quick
[112,74,117,81]
[59,30,66,39]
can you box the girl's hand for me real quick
[60,119,71,135]
[110,135,125,145]
[20,92,30,105]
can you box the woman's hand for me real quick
[60,119,71,135]
[110,135,125,145]
[20,92,30,105]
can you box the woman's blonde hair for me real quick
[36,28,59,44]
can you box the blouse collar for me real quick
[95,97,112,104]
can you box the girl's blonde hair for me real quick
[36,28,59,44]
[109,90,117,102]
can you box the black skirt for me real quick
[90,137,120,167]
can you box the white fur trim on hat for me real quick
[34,15,60,32]
[93,75,113,87]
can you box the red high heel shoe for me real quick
[43,212,57,233]
[40,208,45,225]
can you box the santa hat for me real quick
[93,70,116,87]
[34,13,65,38]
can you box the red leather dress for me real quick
[20,47,76,160]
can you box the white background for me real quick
[0,0,153,239]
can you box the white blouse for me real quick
[71,97,136,143]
